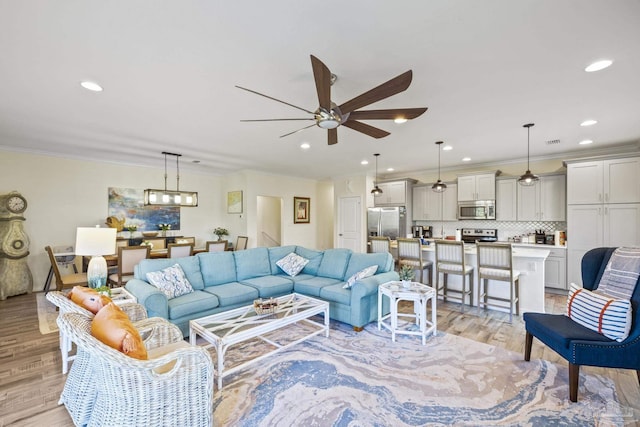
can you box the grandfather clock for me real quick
[0,191,33,300]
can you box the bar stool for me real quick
[397,238,433,286]
[369,236,391,254]
[476,242,520,323]
[435,240,474,312]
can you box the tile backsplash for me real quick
[415,220,566,242]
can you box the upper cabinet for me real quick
[517,174,566,221]
[496,178,517,221]
[566,157,640,205]
[374,179,416,206]
[412,184,458,221]
[457,172,496,201]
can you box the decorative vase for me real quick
[401,280,412,289]
[161,230,167,237]
[217,235,222,241]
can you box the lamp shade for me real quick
[75,227,116,256]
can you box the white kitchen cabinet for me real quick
[412,184,457,221]
[412,186,427,220]
[517,174,566,221]
[457,173,495,201]
[496,179,517,221]
[374,181,409,206]
[544,248,567,290]
[567,157,640,205]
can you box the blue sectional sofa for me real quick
[125,246,398,336]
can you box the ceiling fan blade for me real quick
[279,123,316,138]
[328,128,338,145]
[240,118,314,122]
[341,120,390,139]
[235,85,315,115]
[310,55,332,111]
[338,70,413,114]
[347,107,428,121]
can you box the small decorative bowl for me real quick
[142,231,158,237]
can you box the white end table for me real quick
[378,281,437,345]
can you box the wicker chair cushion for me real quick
[68,286,112,314]
[91,303,148,360]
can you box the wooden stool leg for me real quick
[524,332,533,361]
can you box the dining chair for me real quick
[143,237,166,250]
[435,240,474,312]
[476,242,520,323]
[397,238,433,286]
[45,246,88,292]
[175,236,196,245]
[205,240,228,252]
[108,245,151,287]
[167,243,194,258]
[235,236,248,251]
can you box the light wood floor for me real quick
[1,292,639,426]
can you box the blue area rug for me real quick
[213,320,624,426]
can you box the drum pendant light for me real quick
[518,123,539,186]
[371,153,383,195]
[432,141,447,193]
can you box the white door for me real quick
[337,196,362,252]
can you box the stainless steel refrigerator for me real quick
[367,207,406,240]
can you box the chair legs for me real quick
[479,277,519,323]
[437,271,473,312]
[569,363,579,402]
[524,332,532,361]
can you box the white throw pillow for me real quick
[146,264,194,299]
[343,265,378,289]
[567,282,632,342]
[276,252,309,277]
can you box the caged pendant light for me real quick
[371,153,383,195]
[518,123,539,186]
[144,152,199,207]
[432,141,447,193]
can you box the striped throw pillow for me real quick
[567,283,632,342]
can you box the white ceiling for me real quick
[1,1,639,181]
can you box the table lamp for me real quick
[75,226,116,288]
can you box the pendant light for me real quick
[432,141,447,193]
[144,152,199,207]
[371,153,383,195]
[518,123,539,186]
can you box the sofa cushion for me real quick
[276,252,309,277]
[274,273,316,284]
[203,282,259,306]
[567,282,633,342]
[343,265,378,289]
[317,248,352,280]
[199,252,237,286]
[241,275,294,298]
[320,283,352,306]
[146,264,194,299]
[135,257,205,290]
[268,245,298,274]
[294,276,342,297]
[91,302,148,360]
[235,247,271,281]
[167,290,219,319]
[295,247,323,275]
[344,253,392,280]
[524,312,612,349]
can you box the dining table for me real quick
[89,247,208,270]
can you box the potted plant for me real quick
[158,223,171,237]
[95,286,112,297]
[213,227,228,241]
[398,264,415,289]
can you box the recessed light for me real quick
[462,157,471,162]
[300,143,311,150]
[443,145,453,151]
[361,160,369,165]
[80,81,103,92]
[580,119,598,127]
[579,139,593,145]
[386,168,394,172]
[394,117,408,124]
[585,60,613,72]
[192,160,200,164]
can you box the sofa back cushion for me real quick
[295,247,324,275]
[235,247,271,281]
[343,252,393,280]
[134,257,205,290]
[268,245,298,274]
[317,248,352,280]
[198,252,237,286]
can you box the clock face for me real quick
[7,195,26,213]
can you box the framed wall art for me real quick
[293,196,310,224]
[108,187,180,231]
[227,190,243,214]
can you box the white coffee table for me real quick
[189,293,329,390]
[378,281,437,345]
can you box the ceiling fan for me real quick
[236,55,428,145]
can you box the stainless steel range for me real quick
[461,228,498,244]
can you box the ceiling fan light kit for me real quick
[144,152,198,207]
[371,153,383,195]
[518,123,539,187]
[432,141,447,193]
[237,54,427,145]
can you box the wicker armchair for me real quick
[57,312,214,427]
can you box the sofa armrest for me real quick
[125,279,169,319]
[350,271,399,300]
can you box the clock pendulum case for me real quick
[0,191,33,300]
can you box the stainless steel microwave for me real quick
[458,200,496,220]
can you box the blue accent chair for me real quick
[524,247,640,402]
